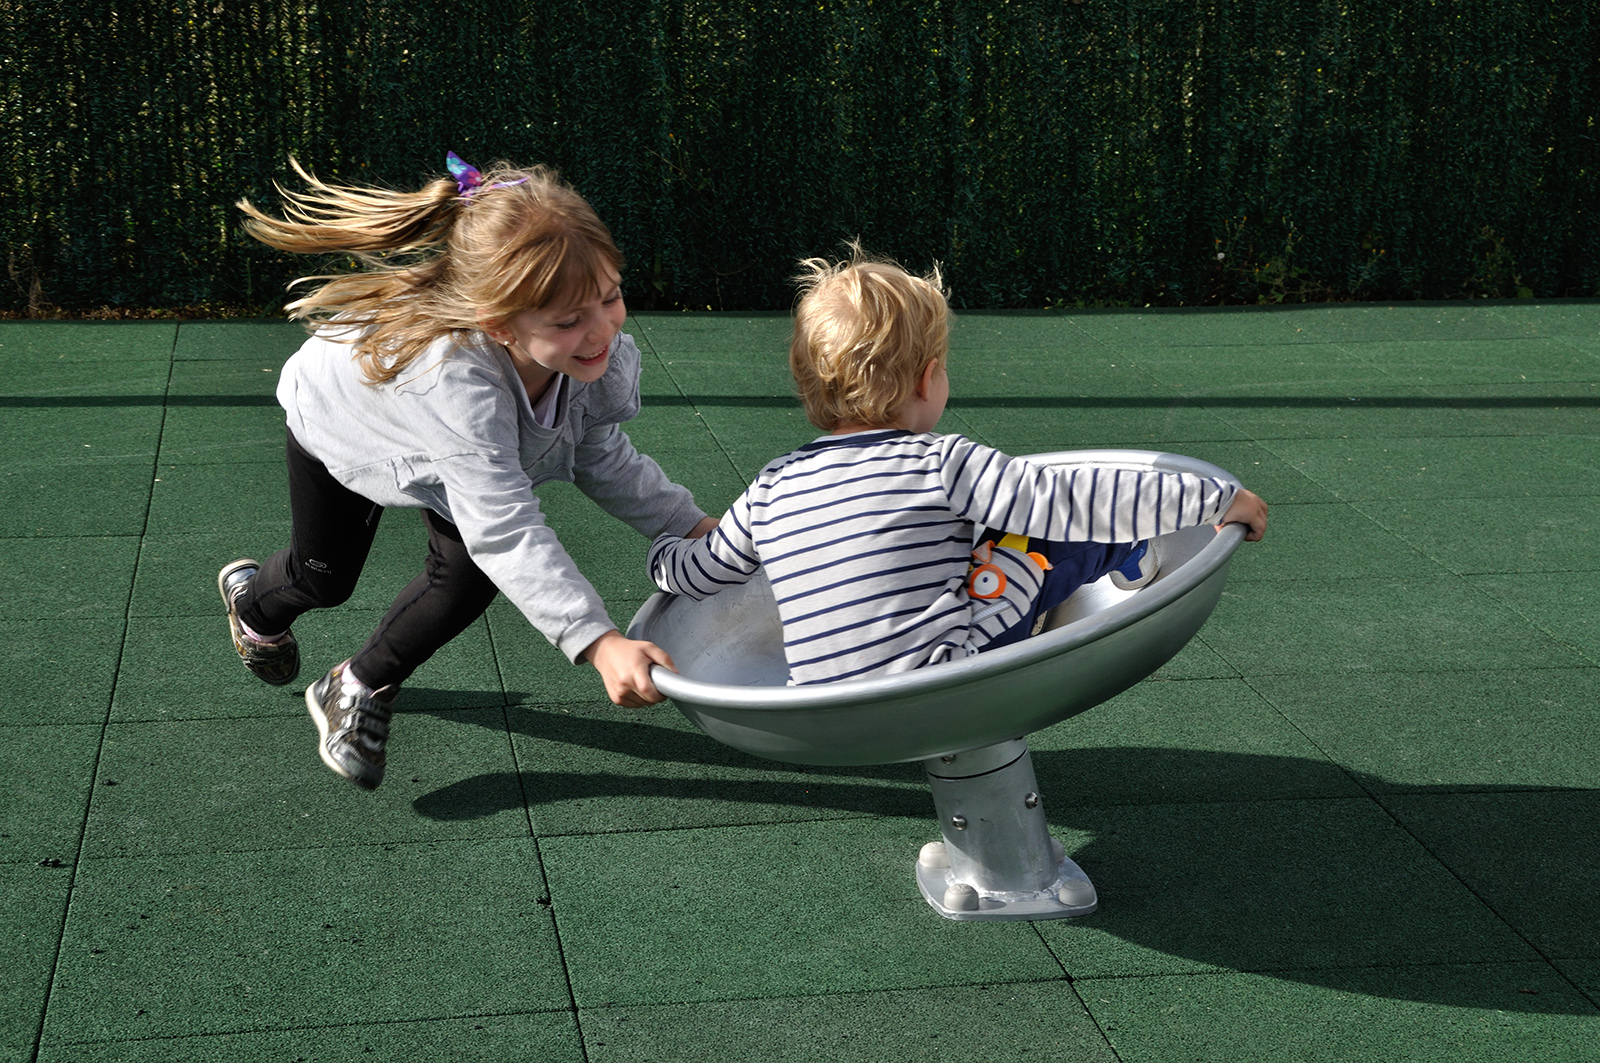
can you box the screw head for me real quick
[1024,791,1039,809]
[950,814,967,831]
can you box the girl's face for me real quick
[488,267,626,388]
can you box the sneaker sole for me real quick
[306,679,381,791]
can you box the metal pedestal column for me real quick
[915,738,1097,921]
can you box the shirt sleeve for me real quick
[571,421,708,540]
[648,490,761,599]
[936,436,1237,543]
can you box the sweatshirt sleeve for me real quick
[571,421,707,539]
[936,436,1237,543]
[648,490,761,599]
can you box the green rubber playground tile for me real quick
[4,357,170,399]
[157,361,287,463]
[44,839,568,1044]
[171,320,306,361]
[0,724,98,867]
[1180,440,1341,504]
[945,350,1150,394]
[0,462,153,537]
[1062,307,1327,348]
[489,600,634,707]
[1486,300,1600,338]
[949,310,1095,351]
[1353,497,1600,576]
[541,817,1065,1007]
[1200,575,1587,677]
[515,481,666,605]
[1148,634,1241,679]
[2,862,71,1059]
[1251,668,1600,793]
[1204,392,1475,440]
[1266,435,1600,501]
[1469,572,1600,665]
[955,399,1246,452]
[1293,302,1543,344]
[84,711,525,859]
[111,612,502,722]
[629,312,792,356]
[143,461,291,536]
[0,321,176,362]
[1032,798,1536,979]
[1554,958,1600,1000]
[112,613,308,721]
[0,406,163,465]
[128,532,261,618]
[1222,502,1435,584]
[1082,963,1600,1063]
[1417,381,1600,436]
[1359,337,1600,385]
[1384,791,1600,959]
[1129,343,1385,391]
[690,408,824,479]
[37,1010,583,1063]
[0,538,139,620]
[0,620,123,725]
[1026,678,1363,809]
[580,981,1118,1063]
[500,701,926,835]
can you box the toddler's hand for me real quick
[1219,488,1268,542]
[583,629,677,707]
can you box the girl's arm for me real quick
[648,494,761,599]
[572,421,707,538]
[937,436,1237,542]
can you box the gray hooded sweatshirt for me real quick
[277,327,706,663]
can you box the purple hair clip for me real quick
[446,151,528,198]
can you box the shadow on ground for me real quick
[404,697,1598,1016]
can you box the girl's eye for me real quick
[555,318,580,330]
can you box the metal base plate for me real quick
[915,848,1099,921]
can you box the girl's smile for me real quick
[485,266,627,401]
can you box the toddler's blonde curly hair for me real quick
[789,248,949,431]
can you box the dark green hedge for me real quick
[4,0,1597,312]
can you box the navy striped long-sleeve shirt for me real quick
[649,430,1235,685]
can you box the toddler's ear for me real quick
[916,358,940,399]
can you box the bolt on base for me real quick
[916,838,1098,921]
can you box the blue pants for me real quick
[979,535,1137,651]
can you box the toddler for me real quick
[648,252,1266,684]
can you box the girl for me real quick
[221,154,717,790]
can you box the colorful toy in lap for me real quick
[219,153,719,790]
[649,248,1268,685]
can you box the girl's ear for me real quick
[915,357,940,400]
[477,313,509,345]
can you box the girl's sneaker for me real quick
[1109,539,1162,590]
[305,661,398,790]
[218,559,300,685]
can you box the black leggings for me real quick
[237,431,499,690]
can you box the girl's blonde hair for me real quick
[238,158,622,383]
[789,248,950,430]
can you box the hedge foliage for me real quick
[4,0,1597,312]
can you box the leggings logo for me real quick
[305,558,331,573]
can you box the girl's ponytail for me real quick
[239,157,622,384]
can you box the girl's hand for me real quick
[1219,488,1269,542]
[582,629,677,707]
